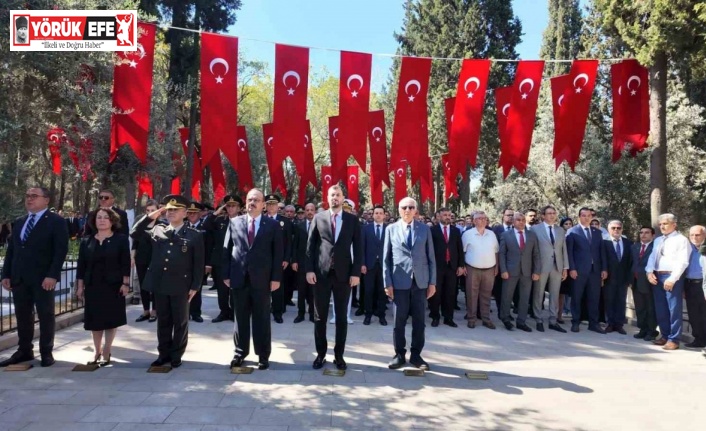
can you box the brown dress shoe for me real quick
[604,325,614,333]
[482,320,496,330]
[663,341,679,351]
[467,321,476,329]
[652,338,668,346]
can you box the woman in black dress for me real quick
[558,217,574,324]
[76,208,130,365]
[130,199,161,322]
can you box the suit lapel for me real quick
[413,221,421,246]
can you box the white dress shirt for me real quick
[514,228,527,246]
[330,210,342,242]
[462,228,498,268]
[645,230,691,283]
[247,214,261,238]
[611,237,624,258]
[20,207,48,239]
[401,220,414,244]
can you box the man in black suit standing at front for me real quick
[631,226,658,341]
[306,185,362,370]
[292,202,316,323]
[603,220,633,335]
[264,194,292,323]
[429,207,464,328]
[361,204,388,326]
[1,186,69,367]
[223,188,283,370]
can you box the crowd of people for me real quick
[1,185,705,371]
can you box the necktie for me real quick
[639,243,646,259]
[306,220,310,232]
[518,230,525,251]
[549,226,555,245]
[331,213,337,241]
[406,224,412,249]
[615,239,622,259]
[443,225,450,262]
[506,225,512,232]
[376,225,381,241]
[584,227,591,244]
[23,214,35,243]
[248,218,255,246]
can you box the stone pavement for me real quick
[0,289,705,431]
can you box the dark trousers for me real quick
[492,274,503,318]
[232,277,271,360]
[604,280,628,327]
[12,282,55,356]
[684,278,706,343]
[429,263,457,320]
[631,285,657,334]
[189,274,206,317]
[136,263,154,312]
[212,265,231,318]
[571,270,602,327]
[393,281,426,357]
[652,274,684,342]
[271,266,287,317]
[296,269,314,317]
[363,264,386,317]
[155,292,190,360]
[313,270,351,358]
[284,267,296,303]
[501,275,532,325]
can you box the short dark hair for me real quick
[526,208,538,214]
[144,199,159,210]
[99,189,114,197]
[437,207,450,213]
[578,207,591,217]
[503,208,514,215]
[541,205,556,215]
[373,204,385,212]
[88,207,122,232]
[640,225,655,235]
[28,186,51,199]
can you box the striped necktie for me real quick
[23,214,36,243]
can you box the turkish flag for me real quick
[273,44,309,173]
[179,127,201,198]
[551,74,572,168]
[441,154,457,199]
[444,97,455,144]
[506,60,544,174]
[235,126,254,194]
[110,22,155,163]
[495,86,513,179]
[347,165,360,207]
[301,120,317,187]
[391,56,432,183]
[419,157,434,205]
[209,154,226,206]
[328,116,345,184]
[200,32,238,165]
[46,128,64,175]
[321,165,333,209]
[262,122,286,194]
[450,59,490,177]
[558,60,598,169]
[171,150,181,194]
[370,178,384,205]
[612,60,649,161]
[137,173,153,199]
[339,51,372,168]
[368,110,389,199]
[393,160,408,206]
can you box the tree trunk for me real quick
[58,172,66,210]
[82,178,92,214]
[125,178,136,210]
[649,51,668,228]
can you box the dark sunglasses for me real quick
[400,206,416,210]
[610,226,622,230]
[98,196,111,200]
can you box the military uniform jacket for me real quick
[132,216,205,295]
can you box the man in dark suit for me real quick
[566,207,608,333]
[66,212,80,238]
[384,197,436,371]
[306,185,362,370]
[223,189,283,370]
[132,194,205,368]
[429,207,464,328]
[631,226,658,341]
[264,194,292,324]
[86,190,129,236]
[184,201,212,323]
[361,204,388,326]
[499,212,540,332]
[603,220,633,334]
[0,187,69,367]
[292,202,316,323]
[492,208,515,319]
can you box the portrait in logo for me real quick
[14,15,30,45]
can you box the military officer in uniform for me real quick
[264,194,293,323]
[132,195,205,368]
[184,201,211,322]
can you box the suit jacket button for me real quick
[170,242,173,246]
[165,258,169,262]
[163,267,167,271]
[167,251,171,254]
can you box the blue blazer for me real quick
[383,220,436,290]
[363,223,386,270]
[604,238,633,287]
[566,225,607,275]
[222,215,283,290]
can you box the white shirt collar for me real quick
[543,221,555,228]
[28,208,48,219]
[247,214,261,224]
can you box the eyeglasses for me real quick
[400,206,416,210]
[98,196,111,200]
[25,194,45,199]
[610,226,622,230]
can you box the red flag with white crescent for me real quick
[551,74,572,169]
[444,97,455,144]
[262,123,287,194]
[370,177,384,205]
[46,127,64,175]
[391,56,432,183]
[179,127,201,198]
[393,160,408,206]
[235,126,254,194]
[506,60,545,174]
[339,51,372,168]
[171,150,181,194]
[321,165,333,209]
[441,153,457,199]
[368,110,389,187]
[302,120,317,187]
[200,32,238,165]
[110,22,155,164]
[273,44,309,172]
[495,86,513,179]
[209,154,226,207]
[137,173,153,199]
[346,165,360,207]
[328,116,345,184]
[612,60,649,161]
[420,157,434,205]
[559,60,598,169]
[450,59,490,177]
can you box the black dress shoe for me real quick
[274,316,284,324]
[571,324,580,333]
[333,357,347,370]
[40,354,55,367]
[151,356,171,367]
[312,356,326,369]
[286,300,296,306]
[136,314,150,322]
[410,356,429,371]
[443,318,458,328]
[212,314,228,323]
[431,319,440,327]
[615,326,627,335]
[230,356,244,367]
[549,323,567,333]
[354,308,365,316]
[644,331,659,341]
[191,315,204,323]
[171,358,182,368]
[454,304,461,310]
[633,331,648,339]
[208,286,217,291]
[379,316,388,326]
[148,315,157,322]
[388,354,406,369]
[0,350,35,367]
[293,315,305,324]
[228,314,235,322]
[516,323,532,332]
[685,341,706,349]
[258,359,270,370]
[588,326,606,334]
[536,323,545,332]
[352,300,360,308]
[363,316,371,325]
[503,321,514,331]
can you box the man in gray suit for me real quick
[384,197,436,370]
[532,205,569,333]
[499,212,540,332]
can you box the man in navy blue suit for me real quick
[361,204,388,326]
[566,207,608,333]
[603,220,633,334]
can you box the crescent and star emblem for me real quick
[237,139,247,151]
[404,80,421,102]
[209,58,229,84]
[48,133,60,142]
[557,95,565,107]
[324,174,332,183]
[502,103,510,117]
[304,134,309,148]
[283,70,301,96]
[128,43,146,68]
[267,137,273,147]
[332,128,339,140]
[626,75,641,96]
[573,73,589,94]
[518,78,534,100]
[450,114,454,123]
[464,76,480,98]
[349,175,356,184]
[396,168,404,177]
[371,126,383,142]
[347,74,364,98]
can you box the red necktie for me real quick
[639,243,646,259]
[443,226,450,262]
[518,230,525,251]
[248,218,255,246]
